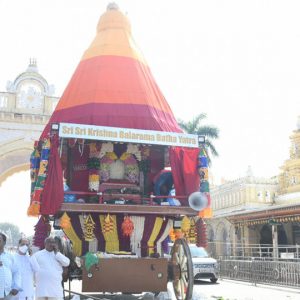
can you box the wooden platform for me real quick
[61,203,197,216]
[82,258,168,293]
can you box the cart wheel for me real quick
[170,238,193,300]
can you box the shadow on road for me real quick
[194,280,220,285]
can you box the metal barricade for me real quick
[219,258,300,288]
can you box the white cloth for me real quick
[33,250,70,298]
[14,254,39,299]
[0,252,21,298]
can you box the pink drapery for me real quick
[40,135,64,215]
[169,147,200,206]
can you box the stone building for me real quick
[208,118,300,258]
[0,59,58,184]
[207,168,278,257]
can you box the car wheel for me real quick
[210,278,218,283]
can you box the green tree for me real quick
[0,222,21,246]
[178,113,219,165]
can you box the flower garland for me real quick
[88,143,101,191]
[120,153,139,183]
[33,216,51,249]
[99,149,140,183]
[99,142,114,158]
[100,152,117,182]
[127,144,141,161]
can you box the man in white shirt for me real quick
[0,232,21,300]
[13,238,39,300]
[33,237,70,300]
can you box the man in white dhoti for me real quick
[0,232,21,300]
[13,238,39,300]
[33,237,70,300]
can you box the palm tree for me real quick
[178,113,219,165]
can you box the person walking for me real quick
[13,238,39,300]
[0,232,21,300]
[33,237,70,300]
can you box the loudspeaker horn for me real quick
[188,192,208,211]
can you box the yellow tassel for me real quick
[181,216,191,233]
[105,214,111,224]
[27,202,40,217]
[60,212,71,229]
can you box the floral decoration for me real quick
[88,143,101,191]
[121,216,134,237]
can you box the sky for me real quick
[1,0,300,236]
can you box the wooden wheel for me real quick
[170,238,193,300]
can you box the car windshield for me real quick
[189,246,209,258]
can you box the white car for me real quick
[166,243,219,283]
[189,244,219,283]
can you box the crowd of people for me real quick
[0,233,70,300]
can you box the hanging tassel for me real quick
[181,216,191,234]
[121,216,134,237]
[60,212,71,229]
[196,218,208,248]
[189,218,196,243]
[33,216,50,249]
[27,202,40,217]
[103,214,114,233]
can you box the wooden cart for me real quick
[48,123,207,300]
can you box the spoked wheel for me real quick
[169,238,193,300]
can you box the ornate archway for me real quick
[0,148,31,186]
[0,60,58,185]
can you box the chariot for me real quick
[27,4,211,300]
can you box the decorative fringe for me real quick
[156,219,173,256]
[130,216,145,257]
[147,217,163,255]
[63,221,82,256]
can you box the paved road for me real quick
[66,279,300,300]
[190,279,300,300]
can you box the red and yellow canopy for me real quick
[41,4,181,139]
